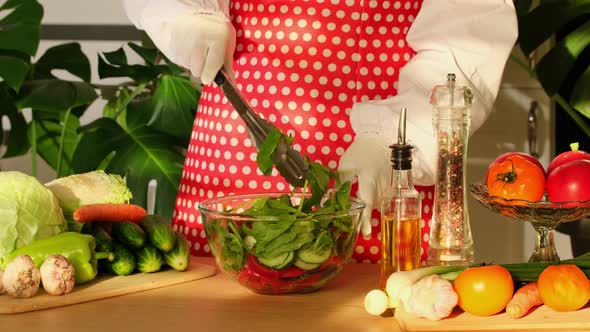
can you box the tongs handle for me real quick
[213,69,309,187]
[214,70,270,147]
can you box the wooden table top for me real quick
[0,257,401,332]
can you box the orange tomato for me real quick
[538,264,590,312]
[453,265,514,316]
[486,155,545,202]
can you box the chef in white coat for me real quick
[123,0,517,263]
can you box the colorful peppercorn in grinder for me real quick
[427,73,475,266]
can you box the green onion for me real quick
[437,252,590,283]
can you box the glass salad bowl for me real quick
[198,192,365,295]
[470,181,590,263]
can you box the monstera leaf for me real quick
[0,0,43,91]
[29,110,81,177]
[0,82,28,157]
[518,0,590,135]
[16,79,97,111]
[98,44,172,84]
[0,5,198,218]
[72,98,186,219]
[34,42,91,82]
[148,75,198,144]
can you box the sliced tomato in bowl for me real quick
[245,254,281,279]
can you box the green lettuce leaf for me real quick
[45,170,133,217]
[0,171,68,265]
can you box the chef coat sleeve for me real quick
[348,0,518,185]
[122,0,230,30]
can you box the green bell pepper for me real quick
[0,232,113,284]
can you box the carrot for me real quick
[73,204,147,223]
[505,282,543,319]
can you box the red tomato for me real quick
[237,263,289,294]
[547,144,590,176]
[245,254,281,279]
[489,152,545,178]
[237,255,329,294]
[546,160,590,202]
[486,155,546,202]
[279,265,307,278]
[538,264,590,312]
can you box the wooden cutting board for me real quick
[0,257,217,314]
[395,305,590,331]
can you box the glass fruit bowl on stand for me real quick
[198,192,365,295]
[470,181,590,263]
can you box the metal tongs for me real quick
[214,69,309,187]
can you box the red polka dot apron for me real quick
[172,0,433,265]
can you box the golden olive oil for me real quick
[379,215,421,290]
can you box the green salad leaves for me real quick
[211,184,355,272]
[207,129,356,272]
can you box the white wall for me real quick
[38,0,130,25]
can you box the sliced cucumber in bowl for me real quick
[258,251,294,269]
[294,259,321,271]
[297,245,331,264]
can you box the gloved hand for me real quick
[136,0,236,84]
[338,133,393,237]
[339,89,439,237]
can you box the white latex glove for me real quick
[123,0,235,85]
[338,0,517,237]
[338,133,393,237]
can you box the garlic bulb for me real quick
[401,274,458,321]
[2,255,40,298]
[0,270,4,294]
[40,254,75,296]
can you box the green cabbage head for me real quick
[0,171,68,265]
[45,170,133,217]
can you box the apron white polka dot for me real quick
[173,0,432,264]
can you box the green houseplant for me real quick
[515,0,590,137]
[0,0,200,219]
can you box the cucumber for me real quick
[136,244,164,273]
[297,246,331,264]
[92,224,114,253]
[274,251,294,269]
[140,215,176,253]
[258,251,294,269]
[102,242,136,276]
[294,259,321,271]
[80,221,94,235]
[112,221,146,249]
[164,232,191,271]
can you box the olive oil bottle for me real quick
[379,108,422,290]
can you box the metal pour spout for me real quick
[398,107,407,145]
